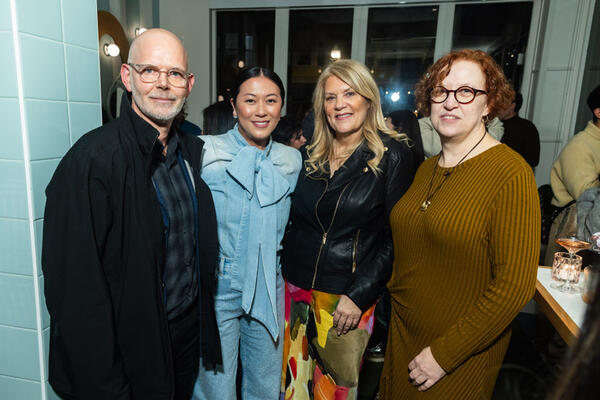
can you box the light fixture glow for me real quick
[238,60,245,68]
[391,92,400,102]
[104,43,120,57]
[135,27,147,36]
[330,49,341,59]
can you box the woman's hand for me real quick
[332,295,362,335]
[408,347,446,391]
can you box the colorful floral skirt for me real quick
[281,282,376,400]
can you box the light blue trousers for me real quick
[193,263,284,400]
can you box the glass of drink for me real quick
[551,252,582,294]
[555,236,591,256]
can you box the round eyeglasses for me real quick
[430,86,488,104]
[127,63,192,88]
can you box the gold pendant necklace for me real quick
[420,130,487,212]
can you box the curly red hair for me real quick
[415,49,515,119]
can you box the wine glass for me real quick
[555,236,591,256]
[554,233,590,293]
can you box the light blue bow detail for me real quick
[226,145,290,207]
[224,144,289,340]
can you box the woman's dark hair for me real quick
[587,84,600,122]
[548,272,600,399]
[202,101,236,135]
[231,66,285,107]
[272,115,301,145]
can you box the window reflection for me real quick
[287,8,354,120]
[452,2,533,91]
[216,10,275,100]
[366,6,438,114]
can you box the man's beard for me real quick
[131,85,185,126]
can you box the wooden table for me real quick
[534,267,586,345]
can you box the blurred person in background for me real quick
[202,100,236,135]
[385,109,425,170]
[544,84,600,264]
[272,115,307,149]
[500,92,540,169]
[550,84,600,208]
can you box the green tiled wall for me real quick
[0,1,101,399]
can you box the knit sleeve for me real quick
[554,139,600,201]
[429,168,540,373]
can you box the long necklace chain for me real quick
[419,130,487,212]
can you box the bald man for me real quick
[42,29,221,400]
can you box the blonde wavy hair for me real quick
[306,59,408,176]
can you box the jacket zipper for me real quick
[352,229,361,273]
[311,180,352,288]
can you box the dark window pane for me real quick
[452,2,533,91]
[216,10,275,100]
[366,6,438,114]
[287,9,353,120]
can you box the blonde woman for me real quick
[281,59,415,399]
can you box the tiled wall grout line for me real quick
[0,270,37,278]
[19,31,97,52]
[0,372,45,383]
[9,1,47,399]
[0,323,37,331]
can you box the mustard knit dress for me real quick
[380,144,540,399]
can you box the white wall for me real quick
[158,0,211,126]
[575,1,600,134]
[529,0,597,186]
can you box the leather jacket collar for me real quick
[308,135,380,192]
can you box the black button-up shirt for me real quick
[152,132,197,320]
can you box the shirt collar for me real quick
[230,123,273,156]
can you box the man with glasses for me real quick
[42,28,221,400]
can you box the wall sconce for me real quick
[104,43,120,57]
[238,60,245,68]
[330,48,341,60]
[135,27,147,36]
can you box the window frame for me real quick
[210,0,544,119]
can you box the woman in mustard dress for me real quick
[380,49,540,399]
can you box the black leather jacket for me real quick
[282,133,415,310]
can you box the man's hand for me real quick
[408,347,446,391]
[332,295,362,335]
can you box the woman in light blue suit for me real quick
[193,67,301,400]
